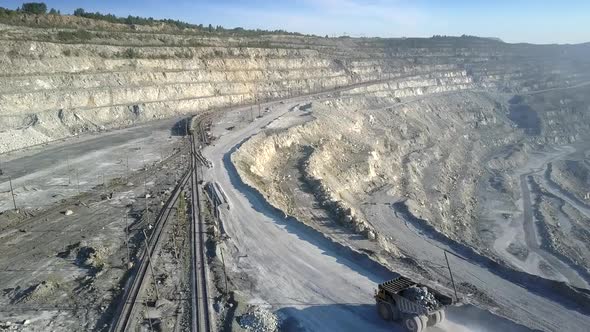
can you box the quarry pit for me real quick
[0,11,590,332]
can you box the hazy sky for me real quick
[3,0,589,44]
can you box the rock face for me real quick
[549,160,590,204]
[232,51,590,255]
[234,91,519,246]
[1,14,590,153]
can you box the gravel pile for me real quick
[238,305,280,332]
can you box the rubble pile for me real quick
[401,286,440,310]
[238,305,280,332]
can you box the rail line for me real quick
[189,125,213,332]
[110,166,191,332]
[110,115,213,332]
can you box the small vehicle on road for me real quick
[375,276,453,332]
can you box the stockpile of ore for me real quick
[401,286,440,310]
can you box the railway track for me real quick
[189,114,213,168]
[110,115,213,332]
[110,166,191,332]
[189,129,213,332]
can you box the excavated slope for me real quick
[232,55,590,260]
[233,84,590,278]
[1,15,590,153]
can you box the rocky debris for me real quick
[0,320,30,331]
[401,286,440,310]
[56,242,110,272]
[507,242,529,261]
[100,192,113,200]
[548,160,590,204]
[238,305,280,332]
[457,282,498,308]
[77,245,110,271]
[64,209,74,216]
[13,279,61,304]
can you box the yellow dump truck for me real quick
[375,276,453,332]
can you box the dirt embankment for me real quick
[548,160,590,204]
[233,90,520,252]
[234,83,590,281]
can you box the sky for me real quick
[2,0,589,44]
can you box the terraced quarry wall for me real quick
[233,89,590,283]
[1,14,590,153]
[231,42,590,260]
[2,13,590,332]
[233,92,512,246]
[1,14,590,258]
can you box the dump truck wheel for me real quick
[404,315,423,332]
[427,310,445,326]
[427,314,436,327]
[419,315,429,328]
[390,304,401,321]
[377,300,393,321]
[434,310,446,324]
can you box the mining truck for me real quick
[375,276,453,332]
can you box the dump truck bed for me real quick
[379,276,416,294]
[377,276,453,316]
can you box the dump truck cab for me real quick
[375,276,453,332]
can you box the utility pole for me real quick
[8,176,17,211]
[144,175,149,226]
[66,156,71,185]
[76,170,80,194]
[258,98,261,118]
[125,214,131,269]
[444,250,458,302]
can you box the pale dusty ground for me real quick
[0,118,184,212]
[0,118,190,331]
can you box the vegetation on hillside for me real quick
[0,2,310,37]
[21,2,46,14]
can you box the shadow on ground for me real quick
[171,117,190,136]
[277,303,535,332]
